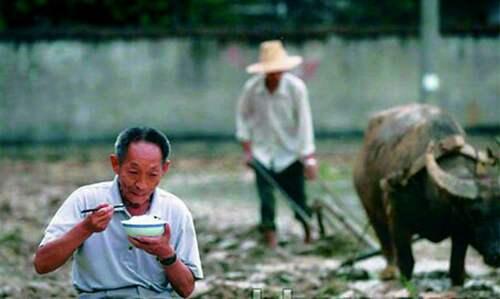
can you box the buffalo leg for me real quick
[361,190,397,279]
[359,190,395,264]
[387,192,414,281]
[390,219,414,281]
[449,236,468,286]
[370,217,395,264]
[359,184,400,279]
[366,212,398,279]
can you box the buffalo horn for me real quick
[426,141,479,200]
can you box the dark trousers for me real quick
[254,160,311,231]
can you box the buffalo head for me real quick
[426,142,500,267]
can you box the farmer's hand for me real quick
[304,158,318,180]
[244,151,253,167]
[82,203,114,233]
[128,223,174,258]
[241,141,253,167]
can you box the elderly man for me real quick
[34,127,203,298]
[236,40,318,248]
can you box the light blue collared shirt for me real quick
[40,177,203,297]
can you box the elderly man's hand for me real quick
[128,224,174,258]
[82,203,114,233]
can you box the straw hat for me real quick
[246,40,303,74]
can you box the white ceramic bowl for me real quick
[121,215,167,237]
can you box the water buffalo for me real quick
[353,103,500,285]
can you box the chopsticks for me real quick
[80,204,125,214]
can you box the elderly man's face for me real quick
[111,141,169,208]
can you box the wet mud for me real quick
[0,142,498,298]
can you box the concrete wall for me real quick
[0,36,499,142]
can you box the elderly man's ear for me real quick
[161,160,170,174]
[110,154,120,174]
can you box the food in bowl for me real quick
[121,215,167,237]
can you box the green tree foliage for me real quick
[0,0,497,31]
[0,0,175,29]
[334,0,419,27]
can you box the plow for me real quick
[248,159,394,267]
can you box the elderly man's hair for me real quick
[114,127,170,164]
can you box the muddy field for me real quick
[0,138,499,298]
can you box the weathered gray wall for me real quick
[0,36,498,142]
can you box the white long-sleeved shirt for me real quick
[236,73,315,172]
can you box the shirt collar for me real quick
[111,176,123,206]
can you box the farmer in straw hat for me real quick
[236,40,317,248]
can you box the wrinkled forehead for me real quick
[122,141,164,165]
